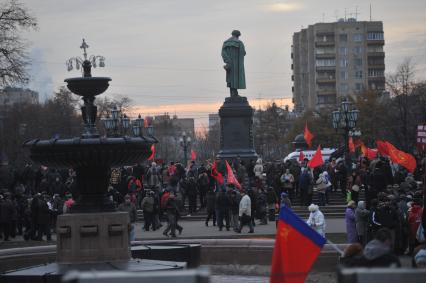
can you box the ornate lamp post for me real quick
[101,107,132,137]
[332,99,360,171]
[179,131,191,166]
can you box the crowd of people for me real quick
[0,154,425,267]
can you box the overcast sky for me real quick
[21,0,426,129]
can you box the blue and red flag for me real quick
[270,205,326,283]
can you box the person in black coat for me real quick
[205,188,216,226]
[0,193,16,241]
[215,189,230,231]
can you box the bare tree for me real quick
[0,0,37,86]
[386,58,416,151]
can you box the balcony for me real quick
[316,88,336,96]
[316,53,336,59]
[316,65,336,71]
[315,40,335,47]
[368,76,385,82]
[367,39,384,45]
[368,63,385,69]
[367,51,385,57]
[316,76,336,83]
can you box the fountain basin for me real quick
[23,136,156,168]
[64,77,111,97]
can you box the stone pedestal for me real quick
[217,96,257,161]
[56,212,130,263]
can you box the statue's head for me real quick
[231,30,241,38]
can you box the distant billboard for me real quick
[417,124,426,152]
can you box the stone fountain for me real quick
[0,40,187,283]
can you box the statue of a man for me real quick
[222,30,246,97]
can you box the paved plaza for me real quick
[134,218,345,240]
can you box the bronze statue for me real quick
[222,30,246,97]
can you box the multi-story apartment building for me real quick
[0,87,39,106]
[292,19,385,112]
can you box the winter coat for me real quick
[363,239,401,267]
[239,194,251,217]
[355,205,370,237]
[206,191,216,212]
[253,164,263,178]
[345,207,358,243]
[307,210,325,237]
[0,199,15,223]
[216,192,229,212]
[141,196,155,213]
[408,204,423,241]
[36,199,51,225]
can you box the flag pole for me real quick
[326,239,344,256]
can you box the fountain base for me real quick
[57,212,130,263]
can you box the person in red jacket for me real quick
[127,176,142,205]
[408,196,423,254]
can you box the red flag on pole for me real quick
[270,205,326,283]
[225,160,242,190]
[348,136,355,153]
[147,145,155,161]
[298,151,305,163]
[304,122,314,148]
[384,141,417,173]
[360,143,377,160]
[211,161,224,185]
[376,140,389,156]
[307,146,324,168]
[144,117,149,128]
[191,149,197,161]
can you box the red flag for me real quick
[270,205,326,283]
[307,146,324,168]
[360,143,377,160]
[147,145,155,161]
[304,122,314,148]
[384,141,417,173]
[376,140,389,156]
[144,117,149,128]
[211,160,224,185]
[225,160,242,190]
[348,136,355,153]
[298,151,305,163]
[191,149,197,161]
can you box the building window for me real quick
[355,70,363,79]
[353,33,363,42]
[339,47,347,55]
[367,32,384,40]
[339,34,348,42]
[340,83,349,92]
[355,83,363,91]
[368,69,384,77]
[340,59,348,67]
[316,47,335,54]
[353,46,362,54]
[317,95,336,105]
[367,45,383,52]
[354,58,363,66]
[316,59,335,67]
[340,71,348,80]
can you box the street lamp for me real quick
[101,108,151,138]
[332,98,360,172]
[179,131,191,166]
